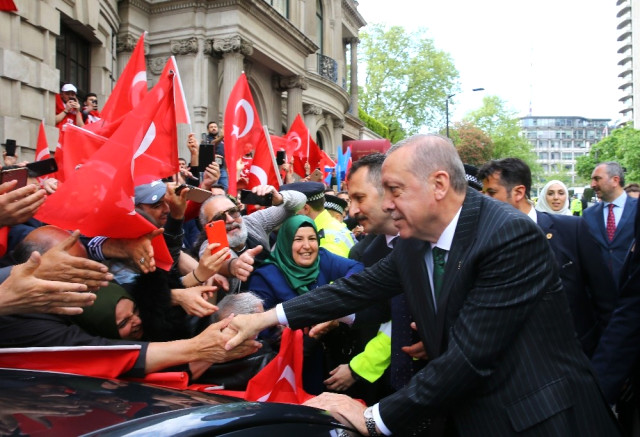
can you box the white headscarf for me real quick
[536,179,572,215]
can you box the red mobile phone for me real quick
[0,167,28,191]
[205,220,231,259]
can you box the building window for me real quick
[316,0,323,54]
[552,152,560,160]
[562,153,572,160]
[56,22,90,96]
[265,0,289,18]
[539,152,548,159]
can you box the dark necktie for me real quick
[607,203,616,242]
[432,247,447,301]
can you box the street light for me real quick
[446,87,485,138]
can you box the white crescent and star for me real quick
[232,99,254,139]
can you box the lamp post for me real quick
[446,87,485,138]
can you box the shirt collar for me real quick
[431,207,462,251]
[605,191,627,208]
[385,233,399,248]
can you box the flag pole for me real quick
[264,125,283,186]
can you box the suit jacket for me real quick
[282,188,619,436]
[592,198,640,404]
[583,195,637,286]
[536,212,615,356]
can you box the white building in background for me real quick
[520,115,610,183]
[617,0,640,126]
[0,0,367,159]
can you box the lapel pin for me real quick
[546,233,553,240]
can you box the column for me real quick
[349,37,359,116]
[303,103,323,142]
[213,36,254,116]
[333,117,345,152]
[277,75,309,126]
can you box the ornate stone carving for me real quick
[333,117,345,129]
[275,75,309,92]
[170,37,198,56]
[149,56,168,75]
[212,36,254,57]
[117,33,140,53]
[303,103,323,116]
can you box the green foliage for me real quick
[359,24,459,140]
[451,122,494,166]
[464,96,540,176]
[358,108,390,139]
[576,123,640,183]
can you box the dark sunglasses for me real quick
[210,206,241,223]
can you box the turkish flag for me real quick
[224,73,264,196]
[97,32,147,125]
[285,114,322,178]
[0,345,140,379]
[0,0,16,11]
[244,328,312,404]
[166,56,191,125]
[57,124,106,182]
[247,130,280,190]
[34,68,179,269]
[318,148,335,182]
[35,120,52,183]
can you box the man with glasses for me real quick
[197,184,306,293]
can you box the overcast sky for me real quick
[356,0,620,129]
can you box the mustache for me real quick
[354,214,367,222]
[226,223,241,232]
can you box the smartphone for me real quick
[276,150,286,166]
[198,143,214,171]
[4,143,16,157]
[0,167,28,190]
[186,186,213,203]
[205,220,231,259]
[240,189,273,206]
[26,158,58,178]
[309,168,324,182]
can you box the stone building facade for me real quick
[0,0,366,160]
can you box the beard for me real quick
[227,220,249,249]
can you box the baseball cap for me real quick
[61,83,77,93]
[134,180,167,204]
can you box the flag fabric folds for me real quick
[35,65,179,271]
[98,32,147,124]
[244,328,312,404]
[285,114,323,178]
[224,73,267,196]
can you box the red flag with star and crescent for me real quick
[224,73,265,196]
[285,114,322,178]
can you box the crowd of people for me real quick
[2,83,640,436]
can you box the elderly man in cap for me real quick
[196,184,306,294]
[55,83,84,128]
[281,181,355,258]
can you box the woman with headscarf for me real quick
[536,179,572,215]
[248,215,363,310]
[248,215,364,394]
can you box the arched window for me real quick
[316,0,323,54]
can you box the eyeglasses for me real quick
[210,206,241,223]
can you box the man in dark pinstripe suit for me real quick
[226,135,619,436]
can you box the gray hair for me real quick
[387,134,467,194]
[199,194,232,227]
[211,292,264,322]
[598,161,625,186]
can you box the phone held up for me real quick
[175,184,213,203]
[0,167,28,190]
[205,220,231,259]
[240,189,273,206]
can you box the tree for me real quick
[359,24,459,142]
[464,95,539,175]
[451,122,494,166]
[576,123,640,183]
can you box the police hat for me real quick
[325,194,348,215]
[463,164,483,191]
[280,181,325,202]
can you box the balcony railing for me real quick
[317,53,338,83]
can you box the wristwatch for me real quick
[364,407,381,436]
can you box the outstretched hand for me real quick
[0,251,95,316]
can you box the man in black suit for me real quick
[477,158,615,357]
[226,135,619,436]
[583,161,637,287]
